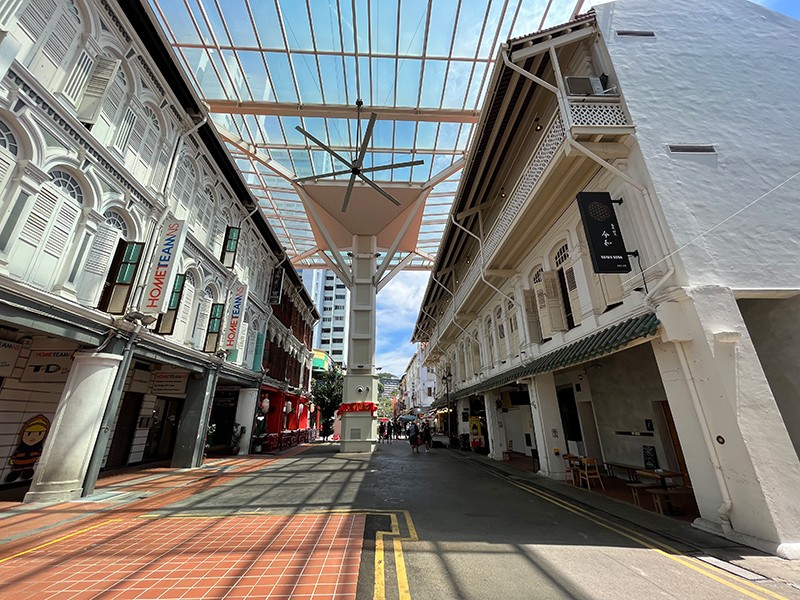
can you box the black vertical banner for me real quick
[576,192,631,273]
[267,268,284,304]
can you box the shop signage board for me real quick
[142,219,188,315]
[267,268,284,304]
[152,371,189,396]
[576,192,631,273]
[0,340,22,377]
[338,402,377,414]
[223,282,248,361]
[21,350,74,382]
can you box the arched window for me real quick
[7,168,83,289]
[97,69,127,139]
[0,121,19,156]
[554,243,570,267]
[49,169,84,204]
[103,210,128,238]
[496,306,505,340]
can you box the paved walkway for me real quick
[0,442,798,600]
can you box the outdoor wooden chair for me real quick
[563,454,581,485]
[579,457,605,490]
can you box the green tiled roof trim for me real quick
[451,313,660,401]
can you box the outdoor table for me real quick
[635,469,686,514]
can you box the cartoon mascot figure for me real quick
[5,414,51,482]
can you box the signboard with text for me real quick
[267,268,284,304]
[152,371,189,396]
[576,192,631,273]
[338,402,377,414]
[223,282,248,360]
[142,219,188,315]
[21,350,74,382]
[0,340,22,377]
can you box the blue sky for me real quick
[373,0,799,377]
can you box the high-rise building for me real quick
[301,269,350,367]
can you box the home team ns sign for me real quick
[224,283,248,361]
[142,219,188,315]
[576,192,631,274]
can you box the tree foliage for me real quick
[311,369,344,436]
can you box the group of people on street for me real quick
[377,420,394,443]
[406,421,432,453]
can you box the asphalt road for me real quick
[164,441,800,600]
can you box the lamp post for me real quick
[442,369,454,448]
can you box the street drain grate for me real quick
[694,555,766,581]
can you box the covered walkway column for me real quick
[526,373,564,478]
[341,235,379,450]
[25,350,124,503]
[234,387,259,456]
[172,366,219,468]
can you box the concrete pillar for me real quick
[171,367,219,468]
[342,235,378,452]
[658,288,800,558]
[483,390,502,460]
[25,352,123,503]
[526,372,564,478]
[234,387,258,456]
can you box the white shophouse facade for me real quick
[0,0,316,501]
[415,0,800,558]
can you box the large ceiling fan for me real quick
[293,100,424,212]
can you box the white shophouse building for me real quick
[415,0,800,558]
[0,0,316,502]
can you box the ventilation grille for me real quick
[668,144,717,154]
[616,30,656,37]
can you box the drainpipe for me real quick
[431,275,470,337]
[449,214,516,305]
[674,342,733,532]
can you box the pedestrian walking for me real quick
[422,423,432,453]
[407,421,420,453]
[378,422,386,443]
[385,421,393,444]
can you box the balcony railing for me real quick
[429,97,631,356]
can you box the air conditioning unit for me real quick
[565,76,605,96]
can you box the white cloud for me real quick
[374,270,430,376]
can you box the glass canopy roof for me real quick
[149,0,583,270]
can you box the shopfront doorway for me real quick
[106,392,144,469]
[143,397,183,462]
[557,385,583,455]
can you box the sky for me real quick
[372,0,799,378]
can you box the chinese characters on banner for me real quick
[338,402,377,414]
[576,192,632,274]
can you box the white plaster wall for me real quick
[596,0,800,289]
[737,296,800,460]
[585,342,676,469]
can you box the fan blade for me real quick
[357,173,401,206]
[341,174,356,212]
[294,167,354,183]
[294,126,353,168]
[355,113,377,167]
[359,159,424,175]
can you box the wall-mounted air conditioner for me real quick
[565,76,606,96]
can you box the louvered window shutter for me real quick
[76,223,120,306]
[0,146,16,193]
[76,57,120,123]
[245,325,258,370]
[114,109,137,152]
[43,196,80,258]
[235,321,249,365]
[173,277,195,343]
[542,270,568,332]
[17,0,54,41]
[564,266,582,325]
[28,7,78,85]
[64,51,94,104]
[532,280,553,339]
[192,296,212,349]
[524,289,543,343]
[600,274,624,306]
